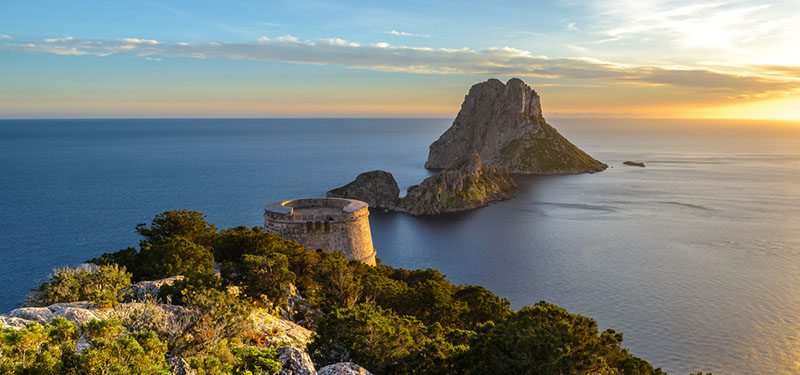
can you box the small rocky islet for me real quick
[329,77,607,215]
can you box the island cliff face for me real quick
[326,170,400,209]
[425,78,607,174]
[326,154,516,216]
[397,153,516,216]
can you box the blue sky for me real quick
[2,0,800,118]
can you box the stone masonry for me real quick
[264,197,376,266]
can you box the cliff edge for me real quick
[425,78,607,174]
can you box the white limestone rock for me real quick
[251,310,314,348]
[277,346,317,375]
[317,362,373,375]
[167,357,196,375]
[119,275,183,303]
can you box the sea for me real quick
[1,118,799,375]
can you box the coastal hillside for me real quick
[425,78,607,174]
[1,210,670,375]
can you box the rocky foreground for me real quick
[0,272,371,375]
[426,78,607,174]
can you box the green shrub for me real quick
[308,305,427,374]
[27,264,131,308]
[137,236,214,281]
[136,209,218,248]
[172,288,253,357]
[0,318,169,375]
[189,343,281,375]
[312,254,365,310]
[453,285,511,328]
[222,253,295,306]
[158,272,223,306]
[0,317,77,374]
[80,319,170,375]
[458,302,666,375]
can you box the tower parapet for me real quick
[264,197,376,265]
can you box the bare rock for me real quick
[60,306,99,325]
[7,306,53,324]
[75,334,91,354]
[326,170,400,209]
[167,357,196,375]
[0,315,34,329]
[317,362,373,375]
[425,78,606,174]
[119,275,183,303]
[280,284,321,327]
[623,161,646,167]
[397,153,517,215]
[4,302,98,326]
[277,346,317,375]
[251,311,314,348]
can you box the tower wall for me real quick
[264,198,376,265]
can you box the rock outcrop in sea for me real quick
[425,78,607,174]
[327,154,516,216]
[397,153,516,215]
[326,170,400,209]
[623,161,645,167]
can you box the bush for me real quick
[312,254,366,310]
[91,236,213,282]
[80,319,170,375]
[308,305,427,374]
[453,285,511,328]
[27,264,131,308]
[172,288,253,357]
[137,236,214,281]
[136,209,218,248]
[0,317,77,374]
[0,318,169,375]
[158,272,223,306]
[458,302,666,375]
[222,253,295,306]
[212,226,321,296]
[189,343,281,375]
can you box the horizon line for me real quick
[2,116,800,123]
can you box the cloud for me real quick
[578,0,800,52]
[120,38,159,45]
[0,34,11,40]
[1,34,798,98]
[387,29,430,38]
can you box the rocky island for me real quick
[329,77,605,215]
[426,78,607,174]
[327,154,516,216]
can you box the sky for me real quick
[1,0,800,119]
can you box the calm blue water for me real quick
[2,118,799,375]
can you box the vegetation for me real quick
[11,209,685,375]
[27,264,131,308]
[0,317,169,375]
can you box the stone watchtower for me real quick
[263,197,376,266]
